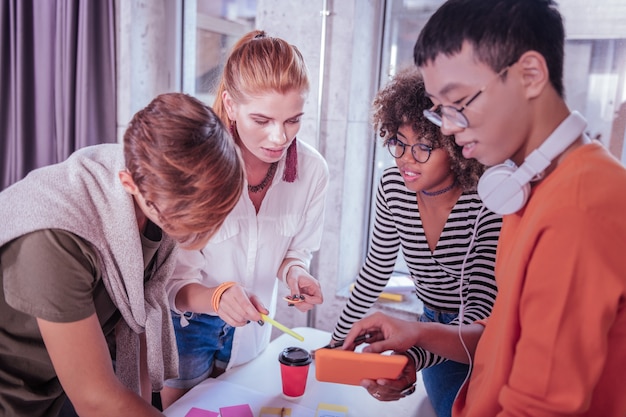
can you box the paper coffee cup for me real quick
[278,347,312,399]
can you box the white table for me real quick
[163,327,436,417]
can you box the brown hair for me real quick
[123,92,243,247]
[371,66,485,191]
[212,30,309,129]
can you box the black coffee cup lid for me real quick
[278,346,312,366]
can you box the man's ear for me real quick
[118,170,138,195]
[517,50,550,100]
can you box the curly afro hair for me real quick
[371,66,485,191]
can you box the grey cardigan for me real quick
[0,144,178,393]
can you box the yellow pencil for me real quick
[260,313,305,341]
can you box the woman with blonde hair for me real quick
[162,30,329,408]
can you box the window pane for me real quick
[183,0,257,104]
[374,0,445,275]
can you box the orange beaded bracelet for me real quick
[211,281,236,312]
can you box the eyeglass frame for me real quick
[385,136,436,163]
[423,64,512,129]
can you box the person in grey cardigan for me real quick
[0,92,243,417]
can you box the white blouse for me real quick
[166,140,329,368]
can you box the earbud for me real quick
[477,111,587,215]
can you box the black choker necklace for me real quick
[421,181,457,197]
[248,162,278,193]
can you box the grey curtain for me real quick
[0,0,116,189]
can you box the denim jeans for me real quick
[164,313,235,389]
[419,307,470,417]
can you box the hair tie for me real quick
[211,281,237,312]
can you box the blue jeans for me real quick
[164,313,235,389]
[419,307,470,417]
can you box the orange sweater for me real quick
[454,143,626,417]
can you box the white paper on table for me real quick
[163,379,317,417]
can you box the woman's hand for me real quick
[285,266,323,312]
[216,283,267,326]
[361,355,417,402]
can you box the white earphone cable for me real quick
[455,204,486,398]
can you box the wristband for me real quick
[211,281,236,312]
[400,382,416,396]
[280,260,307,283]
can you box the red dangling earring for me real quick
[283,139,298,183]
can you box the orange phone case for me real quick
[314,348,408,386]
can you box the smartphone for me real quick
[314,348,408,386]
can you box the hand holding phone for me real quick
[314,348,407,386]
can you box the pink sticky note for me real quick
[219,404,254,417]
[184,407,219,417]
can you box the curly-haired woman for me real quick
[330,67,502,417]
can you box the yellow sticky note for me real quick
[349,284,403,302]
[315,403,348,417]
[258,407,291,417]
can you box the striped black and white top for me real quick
[332,167,502,369]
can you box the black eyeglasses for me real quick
[386,137,435,163]
[423,65,512,129]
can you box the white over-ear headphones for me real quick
[477,111,587,215]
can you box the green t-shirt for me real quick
[0,227,160,417]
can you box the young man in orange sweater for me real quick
[342,1,626,416]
